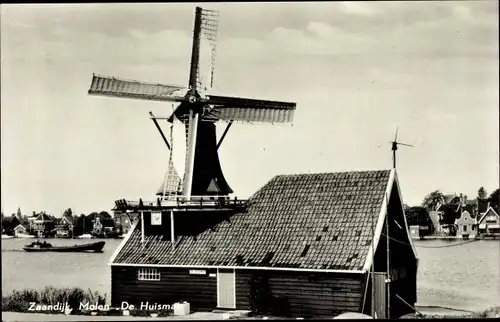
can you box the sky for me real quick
[1,1,498,217]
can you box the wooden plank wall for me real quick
[236,270,364,318]
[111,266,217,311]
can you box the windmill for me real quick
[87,7,296,204]
[390,127,413,169]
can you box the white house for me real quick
[455,210,476,239]
[477,206,500,236]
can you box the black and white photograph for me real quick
[1,1,498,320]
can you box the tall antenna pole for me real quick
[392,142,397,169]
[371,209,375,318]
[391,127,413,169]
[386,193,391,319]
[183,7,203,199]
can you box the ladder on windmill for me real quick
[160,124,183,201]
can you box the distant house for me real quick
[55,215,74,238]
[434,194,482,236]
[477,206,500,237]
[33,212,55,237]
[441,194,461,206]
[92,217,104,235]
[409,225,420,239]
[428,211,443,234]
[110,169,419,318]
[27,214,37,232]
[455,210,476,239]
[408,225,429,240]
[1,216,21,235]
[13,224,28,237]
[113,211,140,235]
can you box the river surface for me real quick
[2,238,499,312]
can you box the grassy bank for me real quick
[402,306,500,319]
[2,286,107,314]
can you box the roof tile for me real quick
[114,169,391,271]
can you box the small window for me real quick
[464,217,467,221]
[138,268,160,281]
[463,225,467,232]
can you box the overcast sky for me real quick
[1,2,498,216]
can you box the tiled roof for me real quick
[113,170,392,271]
[478,199,489,214]
[443,194,459,204]
[35,213,53,222]
[63,215,74,225]
[465,198,477,206]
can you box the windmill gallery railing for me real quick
[113,196,247,213]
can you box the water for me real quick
[2,238,499,312]
[1,238,122,301]
[413,239,500,312]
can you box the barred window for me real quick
[137,268,160,281]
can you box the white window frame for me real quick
[137,267,161,281]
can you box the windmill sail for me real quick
[87,6,297,200]
[88,75,187,103]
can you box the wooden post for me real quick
[182,7,202,200]
[141,211,145,245]
[392,149,396,169]
[183,110,199,199]
[371,210,375,318]
[386,193,391,319]
[170,211,175,248]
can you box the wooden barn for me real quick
[109,169,418,318]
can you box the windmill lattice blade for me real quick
[200,8,219,88]
[206,95,296,123]
[397,142,414,147]
[395,126,399,141]
[88,74,187,103]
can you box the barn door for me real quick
[373,272,387,318]
[217,269,236,309]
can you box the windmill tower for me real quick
[390,127,413,169]
[88,7,296,213]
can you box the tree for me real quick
[489,188,499,210]
[99,211,111,219]
[63,208,73,217]
[73,214,92,235]
[88,212,99,222]
[405,206,435,236]
[421,190,444,211]
[478,187,487,199]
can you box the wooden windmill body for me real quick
[88,7,296,212]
